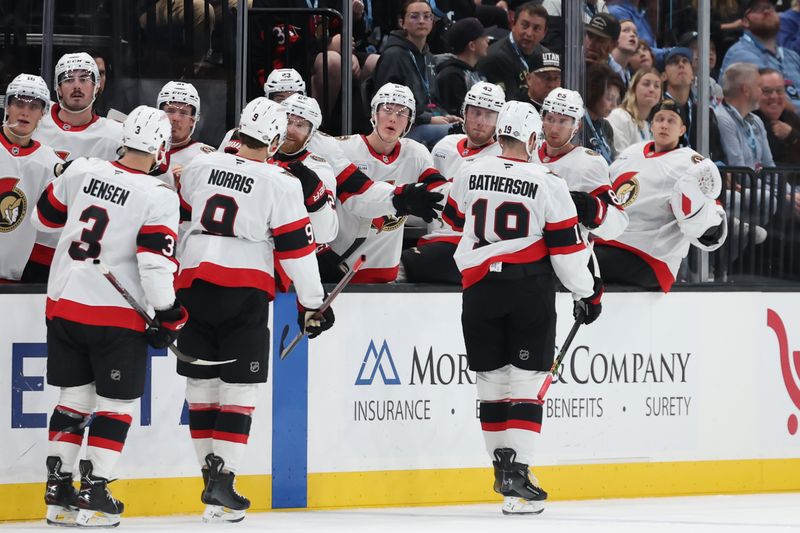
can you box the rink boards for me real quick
[3,290,800,520]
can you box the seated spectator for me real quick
[374,0,461,149]
[714,62,774,169]
[607,67,661,154]
[606,0,666,63]
[628,39,655,73]
[584,13,621,65]
[721,0,800,113]
[754,67,800,166]
[610,18,639,89]
[436,17,489,117]
[678,31,724,107]
[525,52,562,111]
[584,62,624,164]
[541,0,609,54]
[779,0,800,56]
[661,47,697,148]
[476,2,549,102]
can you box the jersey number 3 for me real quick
[68,205,110,261]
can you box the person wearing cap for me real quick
[661,47,696,148]
[525,52,562,111]
[609,19,638,89]
[594,99,727,293]
[436,17,490,117]
[779,0,800,56]
[713,62,774,169]
[678,30,723,106]
[541,0,608,54]
[606,0,666,63]
[722,0,800,113]
[584,12,621,65]
[476,2,550,102]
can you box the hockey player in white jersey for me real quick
[176,97,334,523]
[534,88,628,242]
[37,52,123,161]
[594,99,727,292]
[401,81,505,284]
[444,101,602,516]
[325,83,447,283]
[157,81,215,173]
[32,106,186,528]
[0,73,63,282]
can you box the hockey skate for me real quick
[74,460,124,528]
[493,448,547,515]
[45,456,78,527]
[201,454,249,523]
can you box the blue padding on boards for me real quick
[272,292,309,508]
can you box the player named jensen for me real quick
[81,178,131,205]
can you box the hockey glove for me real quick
[570,191,605,229]
[287,161,327,212]
[297,304,335,339]
[698,219,726,247]
[146,301,189,349]
[54,159,73,177]
[573,277,603,325]
[392,183,444,223]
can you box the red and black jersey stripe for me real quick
[87,412,132,452]
[591,184,624,212]
[212,405,254,444]
[137,225,178,264]
[507,401,543,433]
[36,183,68,228]
[274,217,315,259]
[418,168,447,191]
[305,181,329,213]
[544,217,585,255]
[442,196,465,231]
[336,164,373,204]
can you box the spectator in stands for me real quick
[525,52,562,112]
[628,39,655,73]
[584,62,624,163]
[779,0,800,56]
[606,0,666,63]
[541,0,608,54]
[714,62,774,169]
[374,0,461,149]
[755,67,800,166]
[584,13,621,65]
[476,2,549,102]
[722,0,800,113]
[436,17,489,117]
[610,19,638,89]
[661,47,697,148]
[607,67,661,153]
[671,1,743,62]
[678,31,724,107]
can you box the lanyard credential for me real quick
[508,33,530,71]
[586,117,612,163]
[408,50,431,102]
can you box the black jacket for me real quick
[374,30,446,125]
[435,55,484,117]
[475,36,548,102]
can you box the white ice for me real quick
[3,493,799,532]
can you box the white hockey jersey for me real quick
[599,141,725,292]
[168,139,216,169]
[422,134,501,246]
[331,135,444,282]
[37,104,123,161]
[176,151,324,308]
[532,143,629,241]
[0,134,62,280]
[445,155,594,295]
[32,158,179,330]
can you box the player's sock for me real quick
[186,378,221,466]
[211,382,257,474]
[480,400,509,492]
[47,384,95,473]
[505,401,543,466]
[85,397,135,479]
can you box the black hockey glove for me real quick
[392,183,444,223]
[146,301,189,349]
[697,220,725,246]
[573,277,603,325]
[570,191,605,229]
[287,161,327,212]
[297,303,335,339]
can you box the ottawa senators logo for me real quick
[613,171,640,208]
[0,178,27,233]
[54,150,71,161]
[371,214,407,233]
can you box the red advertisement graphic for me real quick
[766,309,800,435]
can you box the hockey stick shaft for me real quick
[536,307,585,403]
[93,260,234,366]
[280,254,365,360]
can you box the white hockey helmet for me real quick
[370,82,416,135]
[54,52,99,91]
[496,101,542,158]
[4,73,51,116]
[122,105,172,167]
[461,81,506,116]
[542,87,585,123]
[238,97,288,154]
[264,68,306,98]
[281,93,322,132]
[157,81,201,117]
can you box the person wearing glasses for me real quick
[754,67,800,166]
[713,62,774,169]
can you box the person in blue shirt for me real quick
[722,0,800,113]
[606,0,666,63]
[778,0,800,56]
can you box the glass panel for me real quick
[1,1,45,93]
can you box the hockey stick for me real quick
[536,306,585,403]
[93,260,235,366]
[279,254,365,360]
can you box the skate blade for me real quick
[501,496,545,515]
[46,505,78,527]
[202,504,246,523]
[75,509,120,528]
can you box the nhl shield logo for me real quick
[110,369,121,381]
[250,361,260,373]
[519,349,530,361]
